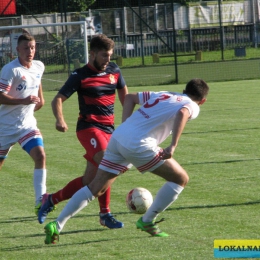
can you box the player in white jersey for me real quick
[44,78,209,244]
[0,33,51,218]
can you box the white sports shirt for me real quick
[113,91,200,152]
[0,58,44,133]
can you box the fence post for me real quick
[195,51,202,61]
[152,53,160,63]
[116,56,123,66]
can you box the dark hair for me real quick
[90,34,114,52]
[17,33,35,45]
[184,78,209,101]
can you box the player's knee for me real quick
[0,159,5,170]
[32,148,46,164]
[88,185,105,198]
[175,169,189,187]
[181,172,189,187]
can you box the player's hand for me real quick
[159,147,175,160]
[23,95,40,105]
[55,120,68,132]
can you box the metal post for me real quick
[172,1,178,84]
[218,0,224,60]
[138,0,144,65]
[252,0,257,48]
[83,21,88,64]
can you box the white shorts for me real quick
[0,127,42,158]
[99,137,165,175]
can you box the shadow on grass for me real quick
[0,237,116,252]
[1,200,259,251]
[183,126,260,135]
[169,200,260,211]
[1,229,146,252]
[183,157,260,166]
[1,197,260,225]
[0,212,116,224]
[2,227,109,239]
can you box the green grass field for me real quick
[42,57,260,91]
[1,79,260,259]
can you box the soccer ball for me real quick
[126,187,153,214]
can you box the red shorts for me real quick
[76,127,111,167]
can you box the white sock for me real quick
[56,186,95,232]
[33,169,46,205]
[142,182,184,223]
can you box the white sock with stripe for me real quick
[33,168,46,205]
[142,182,184,223]
[56,186,95,232]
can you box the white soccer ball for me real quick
[126,187,153,214]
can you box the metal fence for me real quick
[0,1,260,85]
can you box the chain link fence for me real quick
[0,0,260,87]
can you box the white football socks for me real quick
[33,169,46,205]
[56,186,95,232]
[142,182,184,223]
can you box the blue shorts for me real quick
[0,137,44,159]
[23,138,44,154]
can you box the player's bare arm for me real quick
[0,91,40,105]
[34,83,45,111]
[51,93,68,132]
[117,85,128,106]
[160,107,190,160]
[121,93,140,122]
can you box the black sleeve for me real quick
[58,72,81,98]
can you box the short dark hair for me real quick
[17,33,35,45]
[184,78,209,101]
[90,34,114,52]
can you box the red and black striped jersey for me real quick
[59,62,126,134]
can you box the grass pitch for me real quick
[0,79,260,259]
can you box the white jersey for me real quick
[0,58,44,134]
[113,91,200,152]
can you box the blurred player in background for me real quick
[44,78,209,244]
[38,34,128,229]
[0,33,47,216]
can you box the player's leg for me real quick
[39,127,122,227]
[44,137,131,244]
[37,130,95,224]
[0,158,4,170]
[142,158,188,221]
[44,170,118,244]
[0,144,13,170]
[138,158,188,237]
[41,139,100,208]
[22,136,48,213]
[42,128,100,209]
[78,128,124,229]
[38,176,84,224]
[38,129,100,224]
[129,147,188,237]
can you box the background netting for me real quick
[1,0,260,88]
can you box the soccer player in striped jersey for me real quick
[38,34,128,229]
[43,78,209,243]
[0,33,47,215]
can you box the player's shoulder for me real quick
[106,62,121,73]
[32,60,45,70]
[184,99,200,119]
[149,91,171,97]
[70,65,89,79]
